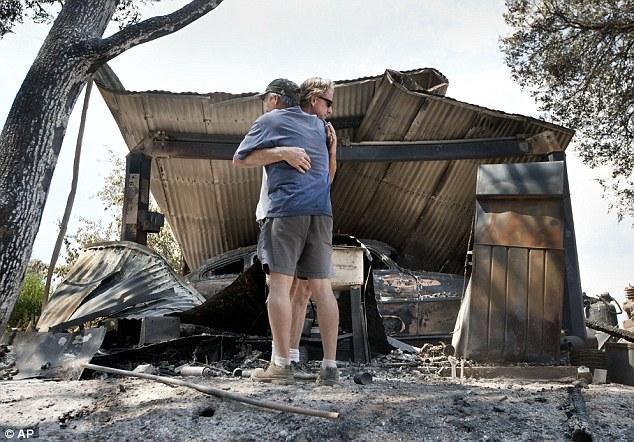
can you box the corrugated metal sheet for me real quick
[96,66,574,272]
[37,241,205,331]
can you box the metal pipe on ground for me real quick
[83,363,338,420]
[232,367,317,381]
[179,366,211,377]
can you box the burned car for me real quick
[370,254,465,344]
[185,238,465,344]
[184,245,259,301]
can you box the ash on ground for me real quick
[1,343,633,441]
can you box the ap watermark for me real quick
[1,427,39,439]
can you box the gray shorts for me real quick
[257,215,333,279]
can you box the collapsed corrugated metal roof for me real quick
[37,241,205,332]
[95,66,574,273]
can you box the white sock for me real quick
[270,342,276,362]
[289,348,300,363]
[321,359,337,369]
[274,355,289,368]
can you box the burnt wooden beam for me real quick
[137,131,561,162]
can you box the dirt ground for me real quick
[1,362,633,442]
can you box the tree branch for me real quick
[553,8,634,33]
[94,0,223,63]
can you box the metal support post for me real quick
[548,151,588,341]
[121,152,153,245]
[350,285,370,363]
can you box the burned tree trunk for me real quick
[0,0,117,330]
[0,0,223,331]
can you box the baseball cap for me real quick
[261,78,299,100]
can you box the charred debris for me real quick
[3,235,469,381]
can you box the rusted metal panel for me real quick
[487,246,508,361]
[336,161,447,250]
[504,248,528,360]
[105,92,149,149]
[475,199,564,250]
[330,162,390,238]
[373,268,464,339]
[378,300,419,336]
[415,271,465,296]
[373,269,465,299]
[459,162,566,363]
[468,245,493,354]
[527,249,546,359]
[543,250,565,357]
[418,298,462,336]
[373,270,418,298]
[383,269,465,340]
[526,131,563,154]
[465,245,564,363]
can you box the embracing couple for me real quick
[233,77,339,386]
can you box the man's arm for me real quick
[233,118,312,173]
[326,122,337,184]
[233,146,312,173]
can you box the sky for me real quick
[1,0,632,317]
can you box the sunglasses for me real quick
[318,96,333,108]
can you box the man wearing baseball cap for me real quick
[233,77,339,386]
[259,78,298,103]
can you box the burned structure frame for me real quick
[64,65,585,364]
[120,129,587,346]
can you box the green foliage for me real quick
[9,261,47,327]
[501,0,634,220]
[58,148,183,277]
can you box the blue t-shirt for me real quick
[234,106,332,218]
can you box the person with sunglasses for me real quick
[298,77,337,184]
[233,77,339,386]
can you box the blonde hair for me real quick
[299,77,334,107]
